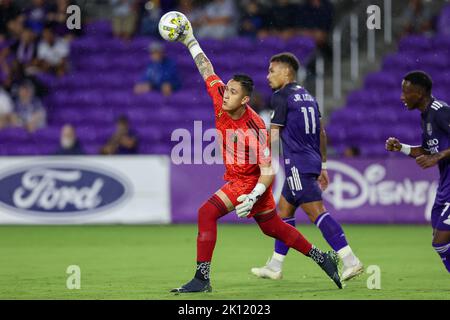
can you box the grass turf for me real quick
[0,224,449,300]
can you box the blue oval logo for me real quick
[0,163,131,218]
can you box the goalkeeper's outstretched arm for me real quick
[178,19,215,80]
[193,53,215,81]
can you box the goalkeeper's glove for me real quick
[178,17,195,47]
[177,16,203,59]
[235,183,267,218]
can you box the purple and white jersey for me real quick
[421,98,450,205]
[270,83,322,175]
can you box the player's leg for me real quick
[171,188,233,293]
[251,192,297,279]
[252,203,342,289]
[431,202,450,273]
[298,174,363,281]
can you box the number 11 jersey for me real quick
[270,83,322,175]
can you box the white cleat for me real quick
[341,259,364,281]
[251,265,283,280]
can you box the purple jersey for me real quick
[270,83,322,175]
[421,98,450,205]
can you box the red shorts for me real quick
[220,179,276,218]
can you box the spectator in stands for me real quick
[110,0,138,40]
[55,124,85,155]
[101,115,139,155]
[0,0,23,39]
[344,146,360,158]
[47,0,80,40]
[0,86,14,129]
[401,0,433,35]
[0,40,12,86]
[296,0,334,48]
[196,0,238,40]
[437,3,450,35]
[13,28,38,73]
[11,80,46,132]
[177,0,204,33]
[134,42,180,96]
[239,0,264,38]
[259,0,298,39]
[8,63,49,98]
[138,0,162,36]
[37,26,70,76]
[24,0,50,36]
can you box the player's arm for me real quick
[385,137,429,158]
[269,92,287,155]
[318,119,329,190]
[269,124,282,160]
[235,163,275,219]
[257,163,275,189]
[415,106,450,168]
[193,53,215,81]
[177,18,215,80]
[235,128,274,218]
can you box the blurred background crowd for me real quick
[0,0,449,157]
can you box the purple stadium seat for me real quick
[398,35,433,52]
[32,127,61,144]
[84,20,112,37]
[0,127,31,142]
[83,144,103,155]
[364,71,399,90]
[437,4,450,35]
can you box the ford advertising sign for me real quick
[0,162,131,219]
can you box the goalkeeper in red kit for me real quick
[168,15,342,293]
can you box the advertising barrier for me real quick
[171,158,440,224]
[0,155,440,225]
[0,156,170,224]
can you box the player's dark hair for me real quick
[270,52,300,73]
[404,71,433,94]
[232,74,254,97]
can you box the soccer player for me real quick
[386,71,450,273]
[168,16,342,293]
[251,53,363,281]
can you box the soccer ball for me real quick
[158,11,189,42]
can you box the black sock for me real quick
[308,246,325,265]
[195,262,211,281]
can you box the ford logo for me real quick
[0,162,131,218]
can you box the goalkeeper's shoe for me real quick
[341,259,364,281]
[250,264,282,280]
[318,251,343,289]
[170,278,212,293]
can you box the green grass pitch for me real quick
[0,224,449,300]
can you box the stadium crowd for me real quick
[0,0,78,133]
[0,0,447,157]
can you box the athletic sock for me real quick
[196,194,228,280]
[274,217,295,255]
[307,246,325,265]
[433,242,450,273]
[256,211,312,256]
[337,245,359,268]
[195,262,211,281]
[267,252,285,271]
[268,217,296,270]
[314,212,349,252]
